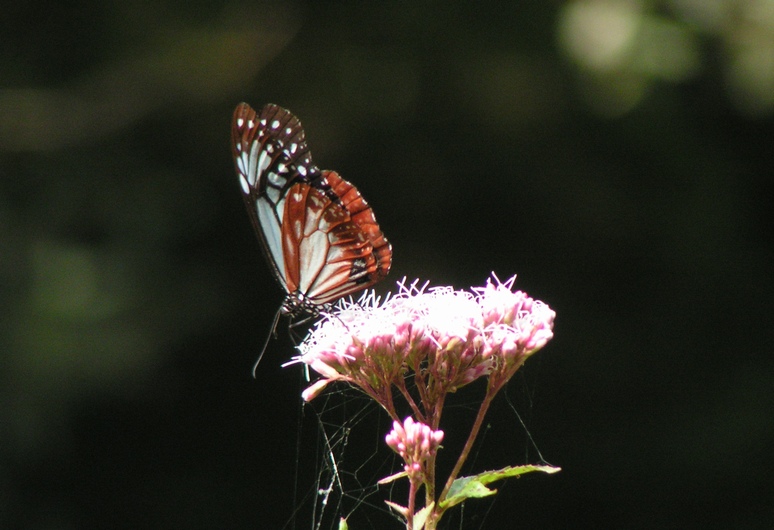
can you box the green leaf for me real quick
[377,470,408,485]
[413,502,434,530]
[338,517,348,530]
[384,500,409,518]
[441,465,561,509]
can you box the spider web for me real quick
[280,358,553,530]
[281,381,399,530]
[439,366,556,530]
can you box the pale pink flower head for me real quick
[473,275,556,376]
[385,417,444,481]
[290,275,555,403]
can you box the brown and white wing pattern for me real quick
[231,102,392,316]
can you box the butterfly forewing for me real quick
[232,103,319,291]
[232,102,392,316]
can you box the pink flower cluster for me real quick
[290,275,555,404]
[385,417,444,481]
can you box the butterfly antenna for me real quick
[252,308,283,378]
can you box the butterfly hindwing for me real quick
[281,172,391,305]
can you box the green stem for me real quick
[436,381,500,511]
[424,453,435,512]
[407,477,418,530]
[394,378,425,422]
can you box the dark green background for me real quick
[3,1,773,528]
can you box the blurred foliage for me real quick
[1,0,773,528]
[558,0,774,116]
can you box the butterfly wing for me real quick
[318,170,391,295]
[231,102,321,293]
[232,102,392,314]
[282,171,391,306]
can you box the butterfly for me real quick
[231,102,392,327]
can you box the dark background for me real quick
[2,1,773,528]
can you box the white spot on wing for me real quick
[271,120,280,129]
[237,118,244,127]
[247,119,254,128]
[256,198,286,288]
[297,165,307,176]
[239,175,250,194]
[297,231,329,294]
[268,172,283,185]
[247,143,260,186]
[257,149,270,176]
